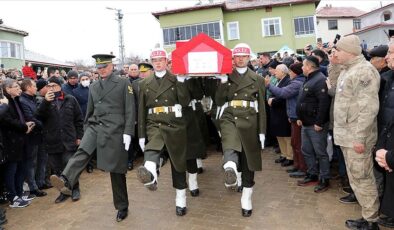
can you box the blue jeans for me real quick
[4,161,24,201]
[301,126,330,179]
[35,144,48,188]
[329,130,347,177]
[24,144,39,191]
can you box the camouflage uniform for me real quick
[333,55,380,221]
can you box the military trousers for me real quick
[341,146,379,222]
[223,149,254,188]
[145,150,187,190]
[62,148,129,211]
[187,159,198,174]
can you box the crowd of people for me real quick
[0,33,393,230]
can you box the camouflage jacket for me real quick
[333,55,380,148]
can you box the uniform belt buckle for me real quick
[154,107,165,114]
[232,100,243,107]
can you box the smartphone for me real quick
[54,91,61,98]
[333,34,341,44]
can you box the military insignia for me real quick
[360,79,371,87]
[128,86,133,94]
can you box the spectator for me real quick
[332,35,380,230]
[36,77,84,203]
[304,44,313,56]
[257,52,272,77]
[62,70,79,96]
[0,79,35,208]
[72,72,90,118]
[296,56,331,193]
[0,96,9,228]
[311,49,328,76]
[19,79,47,197]
[22,63,37,81]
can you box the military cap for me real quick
[92,54,115,68]
[138,62,153,72]
[369,45,388,58]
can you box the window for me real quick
[328,19,338,30]
[163,22,222,46]
[294,16,315,36]
[353,19,361,30]
[383,11,392,21]
[0,41,22,59]
[262,17,282,37]
[227,21,240,40]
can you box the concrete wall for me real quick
[360,6,394,27]
[0,31,25,69]
[316,18,355,43]
[357,28,392,49]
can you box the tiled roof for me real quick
[316,6,365,18]
[0,24,28,36]
[152,0,319,19]
[347,22,394,35]
[25,50,75,68]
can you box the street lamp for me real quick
[106,7,125,67]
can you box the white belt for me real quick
[218,100,259,119]
[148,106,176,114]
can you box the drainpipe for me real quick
[219,19,225,46]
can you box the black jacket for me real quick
[269,75,292,136]
[296,70,330,127]
[378,70,394,134]
[36,93,84,154]
[72,84,89,118]
[0,104,9,164]
[19,92,43,145]
[0,95,28,162]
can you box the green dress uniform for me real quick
[215,68,266,179]
[62,72,135,211]
[138,71,190,174]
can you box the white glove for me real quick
[123,134,131,151]
[176,75,190,82]
[139,138,146,152]
[216,74,228,83]
[259,134,265,150]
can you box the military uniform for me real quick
[334,55,380,222]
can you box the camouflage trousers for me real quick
[341,146,380,222]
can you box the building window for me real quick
[0,41,22,59]
[163,22,221,46]
[353,19,361,30]
[227,21,239,40]
[294,16,315,36]
[262,17,282,37]
[383,11,392,21]
[328,19,338,30]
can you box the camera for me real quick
[54,91,62,98]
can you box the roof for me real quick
[25,50,75,68]
[316,6,365,18]
[152,0,319,19]
[348,22,394,35]
[0,24,28,36]
[358,3,394,18]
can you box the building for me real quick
[350,3,394,49]
[152,0,320,55]
[25,50,75,73]
[316,5,365,44]
[0,23,28,69]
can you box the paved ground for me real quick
[2,147,389,230]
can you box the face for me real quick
[97,63,113,79]
[80,76,90,83]
[47,83,61,93]
[6,82,22,97]
[233,55,250,68]
[268,67,276,76]
[68,76,78,86]
[331,47,354,64]
[151,58,167,72]
[302,60,312,76]
[139,70,153,78]
[370,56,386,71]
[123,65,129,72]
[27,81,37,95]
[54,70,60,77]
[128,64,139,77]
[39,85,48,96]
[275,68,285,79]
[289,70,297,79]
[385,44,394,70]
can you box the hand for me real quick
[216,75,228,84]
[259,134,265,150]
[314,124,323,132]
[123,134,131,151]
[268,98,273,106]
[176,75,186,83]
[76,139,81,146]
[139,138,146,152]
[296,120,303,126]
[25,122,34,134]
[326,78,331,90]
[45,90,55,102]
[0,97,8,105]
[353,142,365,154]
[264,76,270,86]
[375,149,388,167]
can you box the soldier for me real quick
[138,62,153,79]
[50,54,135,222]
[215,43,266,217]
[332,35,380,230]
[137,48,191,216]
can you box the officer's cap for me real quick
[369,45,388,58]
[138,63,153,72]
[92,54,115,68]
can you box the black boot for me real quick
[116,209,128,222]
[176,207,187,216]
[378,216,394,228]
[72,187,81,201]
[339,193,358,204]
[314,179,329,193]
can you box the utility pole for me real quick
[106,7,125,67]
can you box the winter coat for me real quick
[19,92,43,145]
[72,84,89,118]
[268,75,291,137]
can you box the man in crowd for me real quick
[62,70,79,96]
[37,77,84,203]
[333,35,380,230]
[215,43,266,217]
[256,52,272,77]
[49,54,135,222]
[296,56,331,193]
[137,48,190,216]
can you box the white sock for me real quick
[241,187,253,210]
[188,173,198,191]
[237,172,242,187]
[175,189,186,208]
[223,161,237,171]
[144,161,158,184]
[196,158,203,168]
